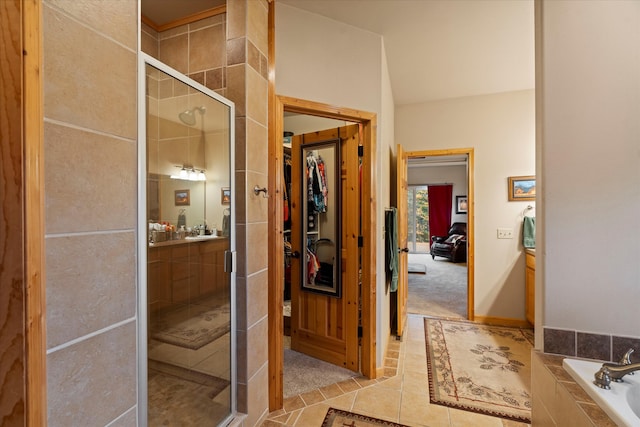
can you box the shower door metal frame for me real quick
[137,52,237,425]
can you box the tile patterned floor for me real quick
[261,314,531,427]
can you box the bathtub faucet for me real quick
[594,348,639,389]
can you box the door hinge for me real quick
[358,326,363,338]
[358,236,363,247]
[358,145,364,157]
[224,250,236,273]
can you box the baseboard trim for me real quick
[474,316,531,328]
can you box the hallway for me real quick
[262,314,530,427]
[407,253,467,320]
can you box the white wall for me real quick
[540,0,640,337]
[283,115,351,136]
[379,42,395,359]
[408,165,468,224]
[397,90,536,320]
[276,2,395,366]
[275,4,381,112]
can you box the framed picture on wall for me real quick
[456,195,468,214]
[175,189,190,206]
[508,176,536,201]
[221,187,231,205]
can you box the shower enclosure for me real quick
[138,53,236,426]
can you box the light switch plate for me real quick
[497,228,514,239]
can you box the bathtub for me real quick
[563,358,640,427]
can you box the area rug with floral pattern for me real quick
[321,407,409,427]
[424,318,534,423]
[150,302,230,350]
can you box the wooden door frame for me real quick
[404,148,475,320]
[1,0,47,424]
[394,144,408,338]
[267,95,377,410]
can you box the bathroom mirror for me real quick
[146,65,231,233]
[300,139,342,297]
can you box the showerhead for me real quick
[178,106,206,126]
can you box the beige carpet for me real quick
[424,318,534,423]
[283,347,357,398]
[322,407,409,427]
[407,254,467,319]
[408,262,426,274]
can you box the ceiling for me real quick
[142,0,535,105]
[141,0,225,27]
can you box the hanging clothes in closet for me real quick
[306,152,328,213]
[283,146,293,300]
[284,150,292,230]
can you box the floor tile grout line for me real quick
[277,334,408,422]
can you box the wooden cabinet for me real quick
[525,250,535,325]
[148,237,229,311]
[199,238,229,296]
[148,247,171,312]
[170,244,200,304]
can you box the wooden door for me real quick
[395,144,409,338]
[290,125,360,372]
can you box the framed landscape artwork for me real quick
[221,187,231,204]
[175,189,190,206]
[508,176,535,201]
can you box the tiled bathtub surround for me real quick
[543,327,640,363]
[531,351,616,427]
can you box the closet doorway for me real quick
[268,96,377,410]
[396,148,475,322]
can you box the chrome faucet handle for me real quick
[594,366,612,389]
[619,348,635,375]
[619,348,635,366]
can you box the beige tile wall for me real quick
[227,1,271,425]
[531,351,616,427]
[150,15,228,96]
[43,0,138,425]
[44,0,270,424]
[144,1,271,425]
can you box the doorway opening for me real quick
[268,96,377,411]
[407,185,430,253]
[403,149,474,322]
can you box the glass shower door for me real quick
[140,54,235,426]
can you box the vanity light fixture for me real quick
[170,165,206,181]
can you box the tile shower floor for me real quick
[147,329,232,425]
[262,314,531,427]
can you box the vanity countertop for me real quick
[149,235,228,248]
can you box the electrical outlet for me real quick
[497,228,514,239]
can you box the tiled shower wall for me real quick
[43,0,138,425]
[226,1,271,425]
[43,1,270,424]
[148,2,273,423]
[142,14,228,97]
[142,2,271,424]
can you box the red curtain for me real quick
[428,184,453,243]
